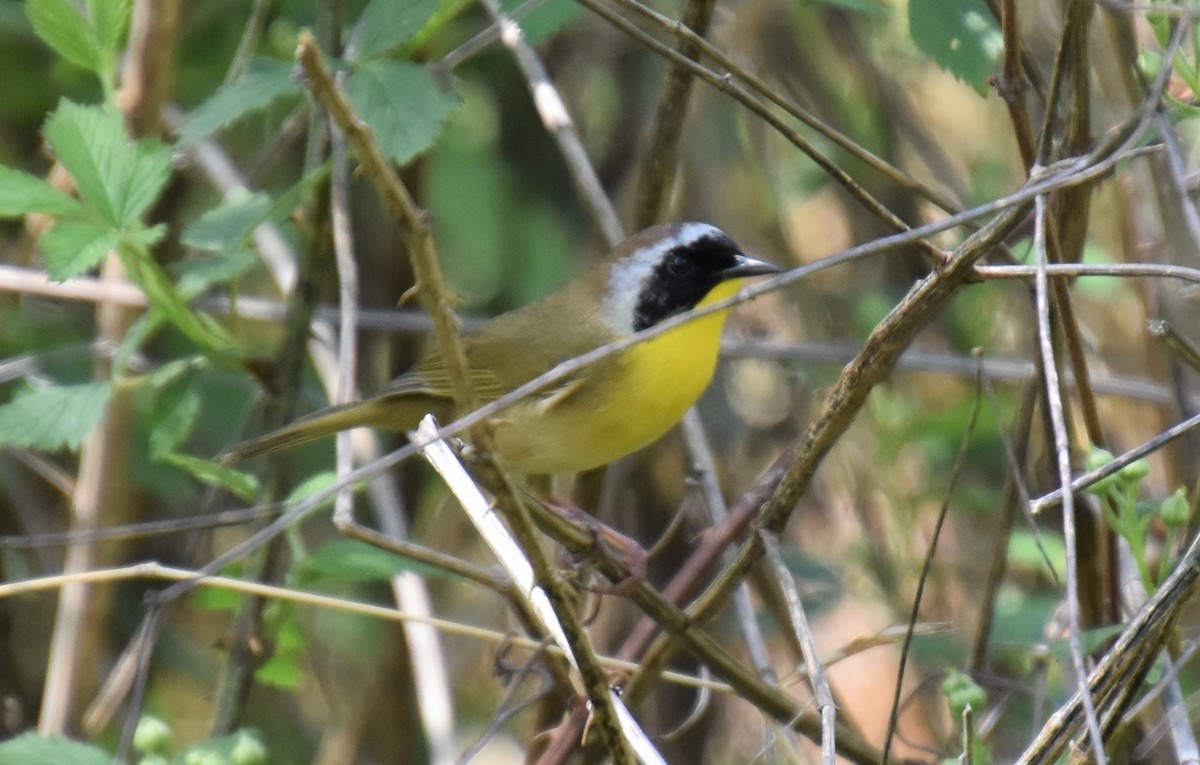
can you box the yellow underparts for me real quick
[494,279,747,474]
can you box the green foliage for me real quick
[0,381,112,450]
[178,731,267,765]
[44,100,170,227]
[25,0,130,87]
[1086,446,1158,589]
[255,603,305,689]
[177,58,301,146]
[507,0,582,44]
[908,0,1002,95]
[0,732,110,765]
[355,0,439,60]
[942,669,987,719]
[0,100,234,359]
[181,190,274,253]
[160,452,259,502]
[0,164,85,216]
[133,716,173,756]
[294,538,445,586]
[345,60,460,165]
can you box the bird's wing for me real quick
[385,353,508,401]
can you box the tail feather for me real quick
[219,399,400,465]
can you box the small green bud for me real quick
[231,732,267,765]
[133,716,172,755]
[1160,488,1191,528]
[942,669,987,719]
[1120,457,1150,483]
[184,751,227,765]
[1085,447,1115,472]
[1084,448,1118,496]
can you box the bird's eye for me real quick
[666,253,693,276]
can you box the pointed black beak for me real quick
[722,253,781,279]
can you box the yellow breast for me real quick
[492,280,745,474]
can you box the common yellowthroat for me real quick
[223,223,778,473]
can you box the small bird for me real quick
[222,222,778,474]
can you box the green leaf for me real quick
[256,612,304,688]
[88,0,130,56]
[294,538,441,586]
[160,452,259,502]
[177,58,301,146]
[355,0,439,60]
[182,189,273,252]
[0,732,110,765]
[502,0,580,45]
[41,219,119,280]
[0,165,85,217]
[286,471,337,506]
[43,101,121,224]
[43,101,172,227]
[0,381,112,451]
[175,249,258,295]
[25,0,102,73]
[908,0,1002,95]
[122,137,173,223]
[147,377,201,458]
[345,60,458,165]
[255,645,303,688]
[192,576,244,611]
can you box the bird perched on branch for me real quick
[222,222,778,474]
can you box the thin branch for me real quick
[1030,410,1200,513]
[577,0,949,262]
[761,531,837,765]
[418,420,644,765]
[1016,531,1200,762]
[1030,190,1107,762]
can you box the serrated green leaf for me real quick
[88,0,130,56]
[121,137,172,223]
[43,101,172,227]
[147,377,201,458]
[26,0,102,73]
[182,189,273,252]
[0,381,112,451]
[908,0,1002,96]
[0,165,85,217]
[41,219,119,280]
[160,452,259,501]
[43,101,122,224]
[355,0,439,60]
[345,60,458,165]
[0,732,110,765]
[178,58,301,146]
[294,538,442,586]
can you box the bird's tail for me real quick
[219,396,435,465]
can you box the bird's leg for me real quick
[542,498,648,592]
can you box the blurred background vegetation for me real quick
[1,0,1199,763]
